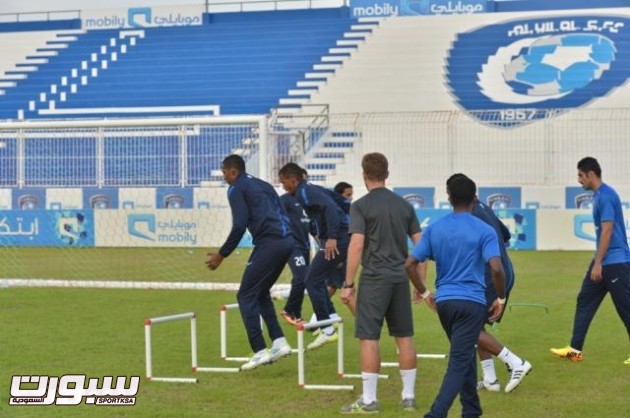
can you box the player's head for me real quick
[362,152,389,183]
[221,154,245,185]
[334,181,353,201]
[577,157,602,191]
[278,162,304,194]
[446,173,476,209]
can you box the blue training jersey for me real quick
[294,180,348,240]
[219,172,291,257]
[280,193,311,251]
[472,202,515,292]
[593,183,630,265]
[411,212,500,305]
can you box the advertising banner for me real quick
[478,187,522,209]
[565,186,594,209]
[414,208,535,250]
[94,209,232,248]
[83,188,120,209]
[0,210,94,247]
[351,0,486,18]
[156,187,193,209]
[12,189,46,210]
[393,187,435,209]
[82,4,203,30]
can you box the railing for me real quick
[0,10,81,23]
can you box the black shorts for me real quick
[355,279,414,340]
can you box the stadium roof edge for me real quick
[0,18,81,33]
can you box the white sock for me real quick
[498,347,523,369]
[330,312,341,320]
[399,368,416,400]
[361,372,379,404]
[272,337,288,348]
[323,325,335,335]
[480,359,497,383]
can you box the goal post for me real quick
[0,115,279,284]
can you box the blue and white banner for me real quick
[12,189,46,210]
[414,208,536,250]
[446,14,630,126]
[478,187,521,209]
[565,186,594,209]
[351,0,486,18]
[82,5,203,30]
[0,210,94,247]
[393,187,435,209]
[156,188,193,209]
[95,209,232,248]
[83,188,120,209]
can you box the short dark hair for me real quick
[446,173,476,207]
[361,152,389,181]
[334,182,352,195]
[279,162,304,179]
[221,154,245,172]
[577,157,602,178]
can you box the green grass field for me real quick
[1,250,629,417]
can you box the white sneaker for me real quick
[269,344,292,362]
[477,379,500,392]
[505,360,532,393]
[307,331,338,350]
[240,349,272,371]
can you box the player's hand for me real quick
[206,253,224,270]
[324,238,339,260]
[590,261,603,283]
[424,293,437,312]
[412,289,424,304]
[340,287,354,304]
[488,299,505,322]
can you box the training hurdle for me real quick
[297,318,354,391]
[381,353,447,368]
[144,312,199,383]
[145,312,240,382]
[220,303,270,362]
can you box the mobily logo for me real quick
[352,2,398,17]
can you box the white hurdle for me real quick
[144,312,199,383]
[381,353,447,368]
[220,303,268,362]
[297,318,354,391]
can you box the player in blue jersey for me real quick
[278,179,311,326]
[451,176,532,393]
[327,182,355,314]
[406,174,506,418]
[551,157,630,365]
[279,162,349,350]
[206,154,294,371]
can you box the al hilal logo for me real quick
[446,16,630,127]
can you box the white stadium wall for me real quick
[309,8,630,189]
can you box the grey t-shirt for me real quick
[349,187,421,282]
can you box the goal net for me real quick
[0,115,274,287]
